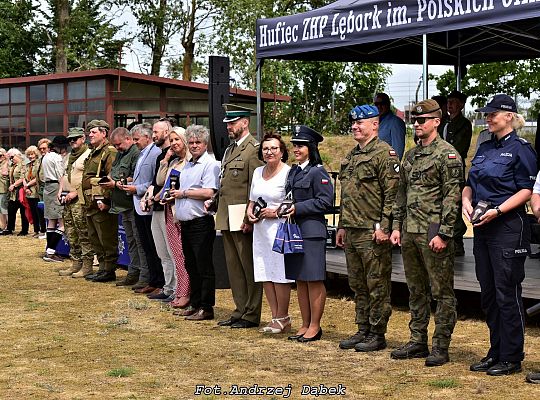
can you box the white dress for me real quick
[250,164,293,283]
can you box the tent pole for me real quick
[456,47,462,91]
[256,61,263,141]
[422,34,428,99]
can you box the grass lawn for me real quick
[1,234,540,399]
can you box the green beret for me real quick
[67,127,85,139]
[87,119,110,131]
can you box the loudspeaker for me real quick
[209,56,230,161]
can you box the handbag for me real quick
[272,221,287,254]
[283,217,304,254]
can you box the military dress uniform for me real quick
[468,131,536,370]
[339,137,400,341]
[216,132,264,326]
[392,136,463,354]
[82,139,118,278]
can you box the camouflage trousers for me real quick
[63,200,94,263]
[401,231,457,349]
[344,228,392,334]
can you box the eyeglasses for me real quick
[262,146,280,154]
[411,116,438,125]
[69,137,81,143]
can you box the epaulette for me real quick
[316,164,323,168]
[518,137,530,144]
[252,142,260,148]
[108,145,116,150]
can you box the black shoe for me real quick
[0,230,13,235]
[339,329,369,350]
[17,231,28,236]
[354,333,386,352]
[85,270,104,281]
[425,347,449,367]
[217,317,239,327]
[526,372,540,384]
[297,328,323,343]
[470,356,497,372]
[230,319,258,329]
[288,333,304,341]
[147,291,170,300]
[455,246,465,257]
[390,341,430,359]
[486,361,522,376]
[92,272,116,283]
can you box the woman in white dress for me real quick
[247,133,293,334]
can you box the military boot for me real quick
[59,260,83,276]
[425,347,450,367]
[339,328,369,350]
[354,333,387,352]
[72,260,94,278]
[390,341,430,359]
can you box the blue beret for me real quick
[349,105,379,122]
[291,125,323,144]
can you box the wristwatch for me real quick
[495,205,503,216]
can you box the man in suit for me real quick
[215,104,264,328]
[120,123,163,291]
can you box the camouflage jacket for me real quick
[338,138,400,233]
[392,136,463,237]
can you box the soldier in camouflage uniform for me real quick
[337,105,400,352]
[390,99,463,367]
[82,120,119,283]
[58,128,95,278]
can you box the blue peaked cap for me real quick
[349,105,379,122]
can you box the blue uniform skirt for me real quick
[284,238,326,281]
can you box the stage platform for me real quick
[326,238,540,300]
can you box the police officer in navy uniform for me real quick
[463,94,537,376]
[283,125,333,342]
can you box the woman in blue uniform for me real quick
[283,125,333,342]
[462,94,537,376]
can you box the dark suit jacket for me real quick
[286,163,333,239]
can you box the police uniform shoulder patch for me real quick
[321,178,329,184]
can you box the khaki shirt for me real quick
[82,140,117,214]
[24,160,40,198]
[392,136,463,237]
[339,138,400,232]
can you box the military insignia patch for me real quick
[295,125,301,133]
[416,106,423,113]
[351,110,357,119]
[321,178,329,184]
[393,164,400,173]
[450,167,461,178]
[389,150,397,156]
[448,153,457,159]
[232,169,239,177]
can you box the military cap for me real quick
[291,125,323,144]
[51,135,69,147]
[349,105,379,122]
[87,119,110,131]
[411,99,442,116]
[67,127,85,139]
[447,90,467,103]
[475,94,517,113]
[222,104,253,123]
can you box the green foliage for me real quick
[107,367,134,377]
[427,378,459,389]
[435,60,540,108]
[0,0,45,77]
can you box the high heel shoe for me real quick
[297,328,323,343]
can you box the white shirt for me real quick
[41,152,65,182]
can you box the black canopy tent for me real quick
[254,0,540,134]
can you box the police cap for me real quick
[291,125,323,144]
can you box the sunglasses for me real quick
[411,116,438,125]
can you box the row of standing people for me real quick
[336,94,539,383]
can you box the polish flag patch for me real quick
[448,153,457,159]
[321,179,329,184]
[389,150,397,156]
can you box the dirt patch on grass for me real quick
[1,235,539,399]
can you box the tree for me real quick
[435,60,540,108]
[0,0,45,77]
[44,0,126,73]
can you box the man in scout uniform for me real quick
[215,104,264,329]
[57,127,95,278]
[337,105,400,352]
[390,99,463,367]
[81,120,118,283]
